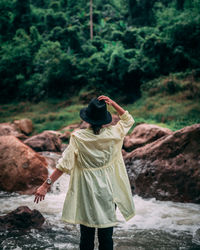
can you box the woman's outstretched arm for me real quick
[34,168,63,203]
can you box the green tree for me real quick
[33,41,79,98]
[0,0,14,40]
[13,0,32,32]
[0,29,32,102]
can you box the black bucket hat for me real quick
[80,98,112,125]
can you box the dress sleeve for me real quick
[115,110,135,137]
[56,134,76,175]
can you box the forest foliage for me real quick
[0,0,200,103]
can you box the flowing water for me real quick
[0,168,200,250]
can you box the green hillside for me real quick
[1,71,199,134]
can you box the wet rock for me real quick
[122,149,128,158]
[0,206,45,231]
[193,228,200,245]
[125,124,200,203]
[24,130,62,152]
[13,119,33,135]
[0,135,48,194]
[0,122,27,140]
[124,123,172,151]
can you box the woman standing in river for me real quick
[34,95,135,250]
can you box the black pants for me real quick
[79,224,114,250]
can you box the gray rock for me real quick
[0,206,45,231]
[24,130,62,152]
[125,124,200,203]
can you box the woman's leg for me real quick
[97,226,114,250]
[97,203,116,250]
[79,224,95,250]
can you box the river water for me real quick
[1,169,200,250]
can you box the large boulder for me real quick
[24,131,62,152]
[0,122,27,140]
[123,123,172,151]
[0,206,45,231]
[13,118,33,135]
[125,124,200,203]
[0,135,48,194]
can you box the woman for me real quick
[34,95,135,250]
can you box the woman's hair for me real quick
[90,124,102,135]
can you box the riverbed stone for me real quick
[125,124,200,203]
[193,228,200,245]
[13,118,33,135]
[0,135,48,194]
[0,206,45,231]
[24,130,62,152]
[0,122,27,140]
[124,123,172,151]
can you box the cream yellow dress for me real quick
[56,111,135,228]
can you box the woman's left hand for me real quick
[34,184,49,203]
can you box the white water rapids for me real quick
[1,170,200,249]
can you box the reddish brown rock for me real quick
[13,118,33,135]
[0,122,27,140]
[122,149,128,158]
[0,206,45,231]
[125,124,200,203]
[24,131,62,152]
[59,131,71,142]
[124,123,172,151]
[0,135,48,194]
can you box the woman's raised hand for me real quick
[34,184,49,203]
[98,95,125,116]
[98,95,114,105]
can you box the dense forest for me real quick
[0,0,200,103]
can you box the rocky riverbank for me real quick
[0,116,199,203]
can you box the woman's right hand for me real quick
[98,95,114,105]
[34,184,49,204]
